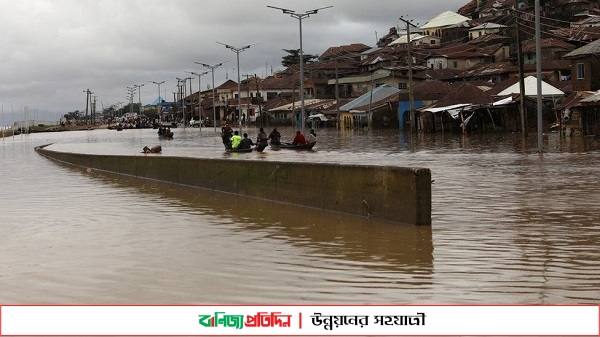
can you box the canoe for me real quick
[225,147,253,153]
[270,142,316,150]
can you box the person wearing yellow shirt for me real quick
[230,130,242,149]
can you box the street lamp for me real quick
[126,86,136,118]
[134,83,145,116]
[267,5,332,134]
[149,80,165,123]
[216,41,259,134]
[176,77,193,128]
[186,70,209,131]
[194,61,227,132]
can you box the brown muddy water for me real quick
[1,127,599,305]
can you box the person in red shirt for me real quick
[292,130,307,145]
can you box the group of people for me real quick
[292,129,317,146]
[220,123,316,150]
[157,125,173,137]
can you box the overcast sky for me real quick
[0,0,468,121]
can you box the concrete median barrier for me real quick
[36,145,431,225]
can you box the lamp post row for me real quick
[93,5,331,135]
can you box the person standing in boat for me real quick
[292,130,307,146]
[256,128,269,150]
[268,128,281,145]
[239,133,255,149]
[306,129,317,144]
[221,123,233,148]
[230,130,242,149]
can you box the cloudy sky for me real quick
[0,0,468,121]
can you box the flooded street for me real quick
[1,126,600,305]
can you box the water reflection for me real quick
[64,161,435,275]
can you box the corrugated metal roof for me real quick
[388,33,426,46]
[469,22,508,30]
[339,85,400,111]
[431,82,493,107]
[556,91,594,109]
[420,11,470,29]
[320,43,371,60]
[563,38,600,58]
[521,38,576,52]
[550,27,600,43]
[327,70,390,85]
[269,99,332,111]
[580,90,600,103]
[496,76,565,96]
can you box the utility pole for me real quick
[84,89,90,125]
[92,96,97,125]
[516,19,527,135]
[244,74,253,125]
[126,86,136,119]
[134,84,145,116]
[188,77,193,109]
[535,0,543,153]
[176,77,189,128]
[335,58,340,129]
[83,89,93,125]
[399,16,417,133]
[254,74,263,128]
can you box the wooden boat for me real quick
[225,147,253,153]
[270,141,316,150]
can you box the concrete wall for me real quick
[36,145,432,225]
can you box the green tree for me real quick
[281,48,318,68]
[63,110,82,120]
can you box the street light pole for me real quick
[185,77,193,128]
[267,5,332,135]
[216,42,258,134]
[186,70,210,131]
[126,86,136,119]
[195,61,227,133]
[134,83,145,116]
[149,80,165,123]
[176,77,192,128]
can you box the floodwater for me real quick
[1,126,600,305]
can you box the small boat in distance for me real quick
[157,126,174,139]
